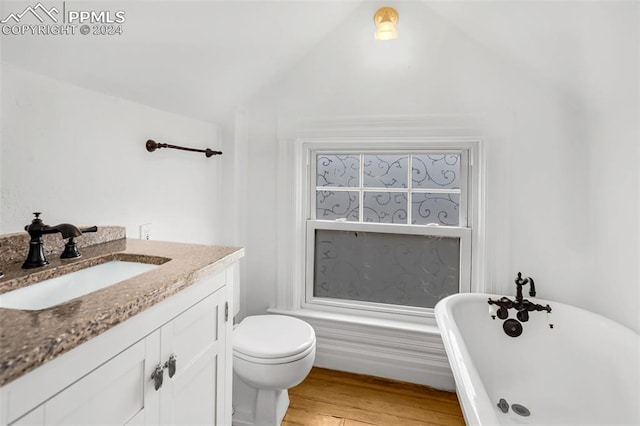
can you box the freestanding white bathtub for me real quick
[435,293,640,425]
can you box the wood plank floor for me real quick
[282,368,465,426]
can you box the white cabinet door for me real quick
[158,289,226,426]
[42,339,147,426]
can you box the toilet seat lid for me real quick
[233,315,315,360]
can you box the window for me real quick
[304,147,475,319]
[314,153,464,225]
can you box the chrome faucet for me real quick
[22,212,87,269]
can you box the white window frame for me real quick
[297,138,480,323]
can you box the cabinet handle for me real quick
[151,364,164,390]
[164,353,177,378]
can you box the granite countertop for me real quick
[0,238,244,386]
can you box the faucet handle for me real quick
[61,238,81,259]
[25,212,45,232]
[60,226,98,259]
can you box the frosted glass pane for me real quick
[363,192,407,224]
[314,230,460,309]
[412,154,460,189]
[411,193,460,226]
[316,154,359,187]
[363,155,408,188]
[316,191,359,221]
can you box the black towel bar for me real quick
[146,139,222,158]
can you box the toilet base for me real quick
[232,373,290,426]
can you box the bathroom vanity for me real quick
[0,231,243,426]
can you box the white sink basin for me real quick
[0,261,158,311]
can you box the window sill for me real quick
[268,306,441,335]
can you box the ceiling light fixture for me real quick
[373,6,398,41]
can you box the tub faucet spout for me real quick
[515,272,536,302]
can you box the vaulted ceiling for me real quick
[2,1,636,122]
[1,0,363,121]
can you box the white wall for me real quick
[1,64,221,244]
[584,106,639,332]
[230,1,639,332]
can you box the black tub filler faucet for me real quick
[488,272,552,337]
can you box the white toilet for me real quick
[232,314,316,426]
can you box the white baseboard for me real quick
[268,308,456,391]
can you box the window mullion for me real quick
[359,153,364,222]
[407,154,413,225]
[411,188,461,194]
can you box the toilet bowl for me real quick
[232,315,316,426]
